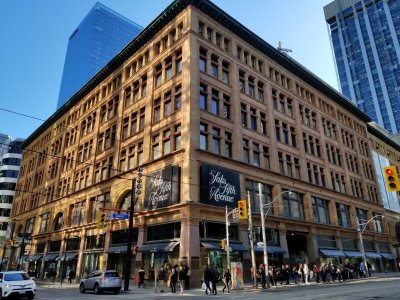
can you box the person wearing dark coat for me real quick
[203,265,212,295]
[210,266,219,295]
[222,269,231,293]
[170,264,178,293]
[138,267,146,288]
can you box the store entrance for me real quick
[287,232,308,265]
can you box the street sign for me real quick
[105,212,112,221]
[112,213,129,220]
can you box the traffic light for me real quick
[238,200,247,220]
[97,212,106,229]
[383,166,400,192]
[220,239,226,250]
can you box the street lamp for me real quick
[17,233,31,271]
[259,187,294,288]
[356,215,384,277]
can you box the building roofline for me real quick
[367,124,400,152]
[21,0,371,149]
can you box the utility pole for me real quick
[124,178,136,291]
[247,191,257,288]
[258,183,270,288]
[225,206,231,270]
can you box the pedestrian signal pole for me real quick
[225,206,231,271]
[247,192,257,288]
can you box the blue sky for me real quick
[0,0,334,140]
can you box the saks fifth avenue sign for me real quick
[200,164,240,208]
[144,166,180,210]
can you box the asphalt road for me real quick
[34,277,400,300]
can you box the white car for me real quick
[0,271,36,299]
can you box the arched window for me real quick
[53,212,64,231]
[119,191,140,211]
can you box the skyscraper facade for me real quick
[0,135,23,253]
[324,0,400,134]
[57,2,143,109]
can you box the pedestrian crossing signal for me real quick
[220,239,226,250]
[238,200,247,220]
[97,212,106,229]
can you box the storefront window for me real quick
[199,221,238,240]
[111,229,138,244]
[317,235,336,248]
[147,222,180,241]
[49,240,61,252]
[85,234,105,249]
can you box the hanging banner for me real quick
[200,164,240,208]
[144,165,180,210]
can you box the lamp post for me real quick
[61,236,67,285]
[17,233,31,271]
[356,215,384,278]
[124,178,136,291]
[259,188,294,288]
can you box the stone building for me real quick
[9,0,398,283]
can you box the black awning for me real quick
[380,252,394,259]
[343,250,362,258]
[41,253,59,261]
[57,252,78,261]
[27,254,43,261]
[139,241,179,253]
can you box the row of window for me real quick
[245,179,383,231]
[199,47,229,85]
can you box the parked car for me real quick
[0,271,36,299]
[79,270,121,294]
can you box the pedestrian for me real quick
[50,269,57,283]
[203,265,212,295]
[367,262,372,277]
[170,264,178,293]
[183,264,190,290]
[303,263,309,284]
[178,266,185,295]
[313,264,321,283]
[158,266,166,292]
[210,266,219,295]
[259,264,266,288]
[44,271,48,282]
[138,267,146,288]
[222,268,231,293]
[67,268,75,284]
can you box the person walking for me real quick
[210,266,219,295]
[67,268,75,284]
[222,268,231,293]
[170,264,178,293]
[259,264,266,288]
[158,266,166,292]
[313,264,321,283]
[138,267,146,288]
[303,263,309,284]
[203,265,212,295]
[178,266,185,295]
[183,264,190,290]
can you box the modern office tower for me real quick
[57,2,143,109]
[0,135,23,265]
[324,0,400,135]
[10,0,398,281]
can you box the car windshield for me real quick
[4,273,31,281]
[104,272,119,278]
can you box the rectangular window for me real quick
[200,123,208,150]
[283,191,304,219]
[312,197,330,224]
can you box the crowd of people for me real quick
[255,261,371,287]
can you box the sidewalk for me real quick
[36,272,400,294]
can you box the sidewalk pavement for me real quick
[36,272,400,295]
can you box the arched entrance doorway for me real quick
[286,231,308,265]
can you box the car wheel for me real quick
[93,284,102,295]
[79,283,85,294]
[113,288,120,295]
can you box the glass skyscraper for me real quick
[57,2,143,109]
[324,0,400,134]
